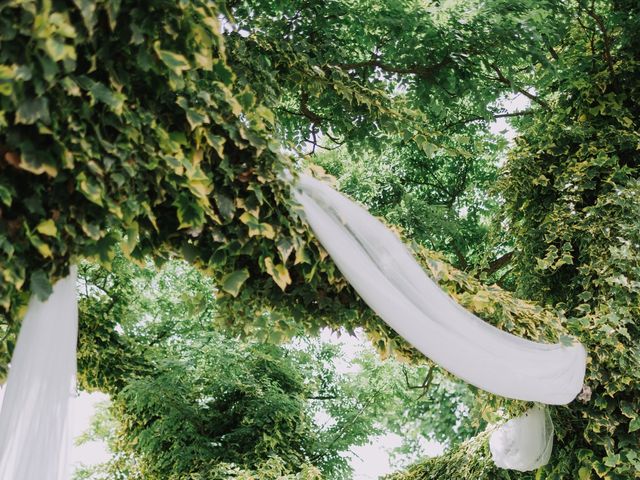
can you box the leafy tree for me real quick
[313,140,503,272]
[389,1,640,478]
[77,257,341,478]
[0,0,372,374]
[75,255,482,479]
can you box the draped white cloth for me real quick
[293,174,586,404]
[489,406,554,471]
[0,267,77,480]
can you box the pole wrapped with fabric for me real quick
[0,267,77,480]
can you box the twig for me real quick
[444,110,533,129]
[487,63,550,109]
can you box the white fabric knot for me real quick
[490,406,554,472]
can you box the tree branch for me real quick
[334,55,452,79]
[452,244,469,271]
[416,366,436,401]
[444,110,533,129]
[300,90,325,124]
[487,63,550,109]
[402,364,436,400]
[483,251,514,276]
[584,7,616,80]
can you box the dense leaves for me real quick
[390,1,640,478]
[0,0,368,375]
[1,0,639,478]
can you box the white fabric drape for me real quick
[0,267,77,480]
[489,406,554,471]
[293,174,586,404]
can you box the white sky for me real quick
[489,93,531,142]
[69,392,110,469]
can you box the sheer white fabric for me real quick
[0,267,77,480]
[293,174,586,404]
[490,406,554,471]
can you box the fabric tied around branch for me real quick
[0,266,77,480]
[293,173,586,405]
[489,406,554,471]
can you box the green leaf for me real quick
[174,193,205,229]
[212,59,234,85]
[155,44,190,75]
[90,82,125,114]
[92,234,118,266]
[620,116,634,128]
[264,257,291,291]
[0,65,14,96]
[77,171,104,206]
[221,269,250,297]
[60,76,81,96]
[175,98,209,130]
[72,0,98,34]
[276,237,294,263]
[43,36,76,63]
[185,108,208,129]
[620,401,637,419]
[43,37,66,61]
[16,97,50,125]
[14,65,32,81]
[629,416,640,433]
[122,222,139,256]
[578,467,591,480]
[194,51,213,70]
[603,453,620,468]
[214,192,235,222]
[29,234,53,258]
[204,131,225,158]
[36,219,57,237]
[30,270,52,301]
[592,460,608,478]
[236,90,255,110]
[0,184,12,206]
[239,212,276,239]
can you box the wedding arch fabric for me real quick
[489,406,554,471]
[0,267,77,480]
[293,174,586,405]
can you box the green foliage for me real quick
[0,0,572,366]
[113,341,317,478]
[75,257,329,478]
[313,139,502,272]
[392,1,640,478]
[500,4,640,479]
[227,0,567,152]
[383,431,512,480]
[0,0,368,373]
[75,250,577,479]
[74,255,482,479]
